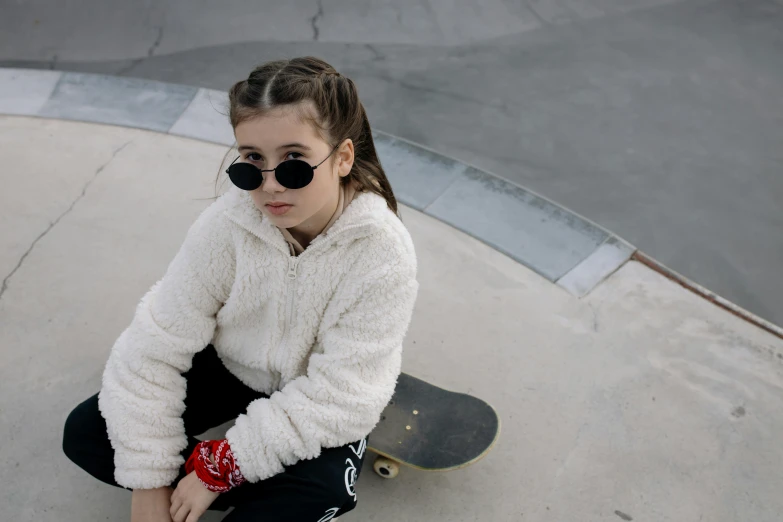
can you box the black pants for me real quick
[62,345,367,521]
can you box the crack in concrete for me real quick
[116,59,142,76]
[117,26,163,76]
[365,44,384,62]
[148,26,164,57]
[0,140,132,303]
[526,0,550,27]
[589,303,599,332]
[368,70,512,112]
[311,0,324,41]
[48,54,58,70]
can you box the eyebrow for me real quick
[237,143,312,152]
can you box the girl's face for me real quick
[233,104,354,237]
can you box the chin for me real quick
[266,212,300,228]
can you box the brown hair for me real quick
[225,57,399,216]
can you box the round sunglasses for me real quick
[226,144,340,191]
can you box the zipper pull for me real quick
[287,258,299,280]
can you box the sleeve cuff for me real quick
[114,466,180,490]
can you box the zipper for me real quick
[223,214,377,375]
[273,221,377,372]
[275,256,299,372]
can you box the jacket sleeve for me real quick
[225,254,419,483]
[97,198,235,490]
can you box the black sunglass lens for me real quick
[277,160,314,190]
[227,162,263,191]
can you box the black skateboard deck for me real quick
[368,373,500,478]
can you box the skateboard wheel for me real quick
[373,457,399,479]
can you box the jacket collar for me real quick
[222,187,389,254]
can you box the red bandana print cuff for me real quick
[185,439,247,492]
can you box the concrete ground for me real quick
[1,0,782,328]
[2,115,782,521]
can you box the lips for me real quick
[265,203,293,216]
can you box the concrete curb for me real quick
[1,67,637,297]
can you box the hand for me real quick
[131,487,174,522]
[170,471,221,522]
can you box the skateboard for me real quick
[367,373,501,479]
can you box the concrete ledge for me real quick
[425,165,609,281]
[634,251,783,341]
[0,67,635,296]
[0,68,61,115]
[169,88,234,146]
[39,72,198,132]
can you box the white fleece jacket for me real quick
[97,187,419,489]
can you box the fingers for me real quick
[174,503,204,522]
[169,477,207,522]
[170,488,187,522]
[172,503,189,522]
[169,472,216,522]
[170,489,182,519]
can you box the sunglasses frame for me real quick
[226,143,342,191]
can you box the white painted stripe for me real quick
[557,237,635,297]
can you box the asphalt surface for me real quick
[2,0,781,325]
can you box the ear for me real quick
[336,139,354,178]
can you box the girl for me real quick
[62,56,419,522]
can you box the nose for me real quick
[261,170,285,194]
